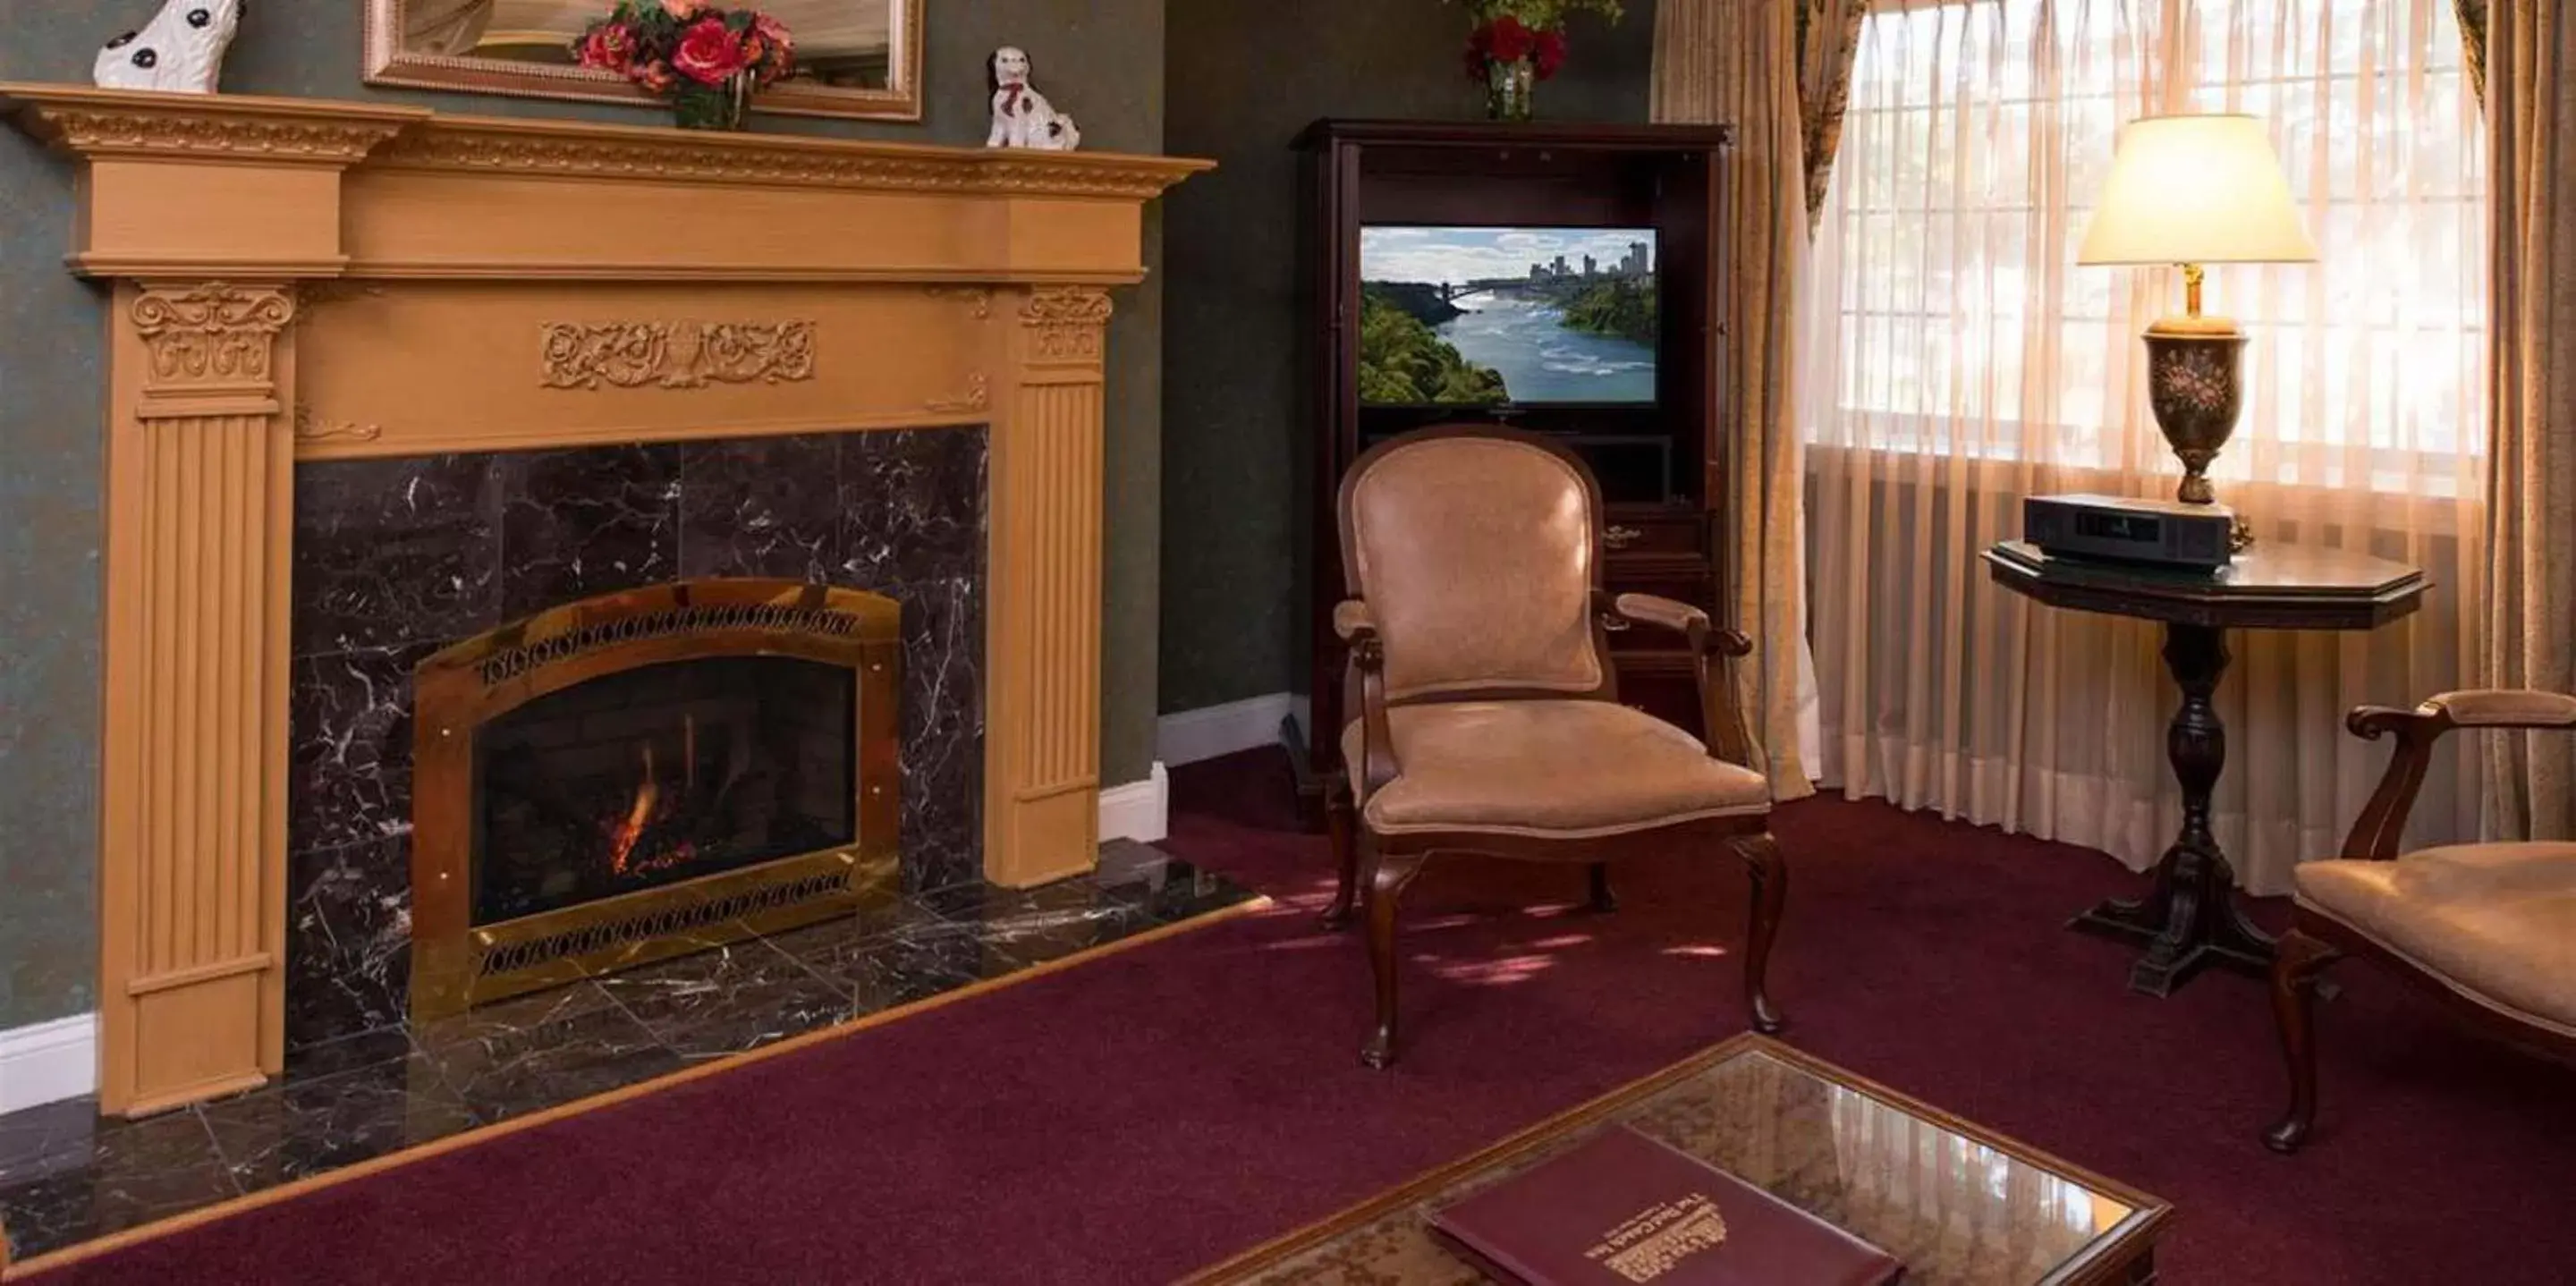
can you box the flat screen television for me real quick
[1358,224,1658,408]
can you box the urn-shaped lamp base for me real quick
[2140,320,2248,506]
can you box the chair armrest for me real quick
[2351,689,2576,741]
[1602,591,1758,769]
[1333,599,1398,796]
[2424,689,2576,729]
[1611,593,1752,656]
[2339,689,2576,859]
[1333,598,1377,643]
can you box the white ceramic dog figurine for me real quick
[985,46,1080,151]
[94,0,242,93]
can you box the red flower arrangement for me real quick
[574,0,796,130]
[1463,18,1571,80]
[1534,28,1569,78]
[1450,1,1618,120]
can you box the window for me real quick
[1814,0,2485,496]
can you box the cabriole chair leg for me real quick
[1360,851,1427,1070]
[1733,832,1788,1036]
[2265,927,2343,1154]
[1586,862,1617,913]
[1320,775,1358,930]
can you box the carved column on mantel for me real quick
[0,88,421,1114]
[101,281,302,1113]
[2,83,1205,1113]
[987,286,1117,886]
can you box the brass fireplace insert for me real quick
[409,579,902,1018]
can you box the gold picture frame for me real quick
[364,0,923,122]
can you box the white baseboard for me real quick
[1157,691,1309,767]
[0,1012,97,1113]
[1097,761,1170,843]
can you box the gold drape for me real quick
[2479,1,2576,840]
[1796,1,1873,233]
[1652,0,1816,799]
[2455,0,2489,103]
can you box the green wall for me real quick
[1157,1,1657,715]
[0,0,1165,1030]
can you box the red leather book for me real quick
[1428,1125,1902,1286]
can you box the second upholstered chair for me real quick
[2265,689,2576,1152]
[1323,426,1787,1069]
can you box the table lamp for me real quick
[2078,114,2317,507]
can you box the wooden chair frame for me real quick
[1320,426,1786,1069]
[2266,694,2576,1152]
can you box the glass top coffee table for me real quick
[1187,1035,2168,1285]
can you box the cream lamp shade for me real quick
[2077,114,2318,267]
[2076,113,2314,512]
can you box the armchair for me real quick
[1321,426,1786,1069]
[2267,689,2576,1152]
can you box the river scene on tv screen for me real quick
[1359,225,1657,406]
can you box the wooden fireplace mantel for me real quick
[0,84,1207,1115]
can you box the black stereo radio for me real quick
[2022,493,2234,571]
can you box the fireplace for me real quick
[408,580,902,1018]
[3,83,1202,1113]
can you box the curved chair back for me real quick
[1337,426,1612,705]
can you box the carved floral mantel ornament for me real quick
[1021,286,1114,363]
[925,372,991,414]
[365,120,1194,199]
[131,282,294,391]
[926,284,994,318]
[0,81,1204,1120]
[539,319,818,389]
[292,406,385,444]
[4,98,411,165]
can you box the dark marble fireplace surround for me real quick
[287,427,987,1060]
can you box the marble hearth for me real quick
[0,84,1208,1117]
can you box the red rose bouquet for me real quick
[574,1,796,130]
[1449,0,1621,121]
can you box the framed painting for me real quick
[365,0,922,121]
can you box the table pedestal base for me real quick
[2073,621,2276,996]
[2070,856,2275,995]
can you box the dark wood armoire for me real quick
[1292,118,1738,800]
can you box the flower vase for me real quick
[1484,57,1536,122]
[671,72,752,131]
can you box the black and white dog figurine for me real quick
[95,0,242,93]
[985,46,1080,151]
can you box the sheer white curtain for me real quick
[1802,0,2487,893]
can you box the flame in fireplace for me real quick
[601,739,702,879]
[606,743,662,876]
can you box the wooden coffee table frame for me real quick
[1184,1034,2172,1286]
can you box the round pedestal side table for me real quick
[1983,539,2428,995]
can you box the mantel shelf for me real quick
[0,82,1210,283]
[1,82,1206,198]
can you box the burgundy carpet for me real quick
[27,749,2576,1284]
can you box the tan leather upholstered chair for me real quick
[1324,426,1786,1069]
[2267,689,2576,1152]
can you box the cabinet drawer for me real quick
[1599,513,1704,559]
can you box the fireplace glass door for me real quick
[409,580,902,1018]
[473,656,859,925]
